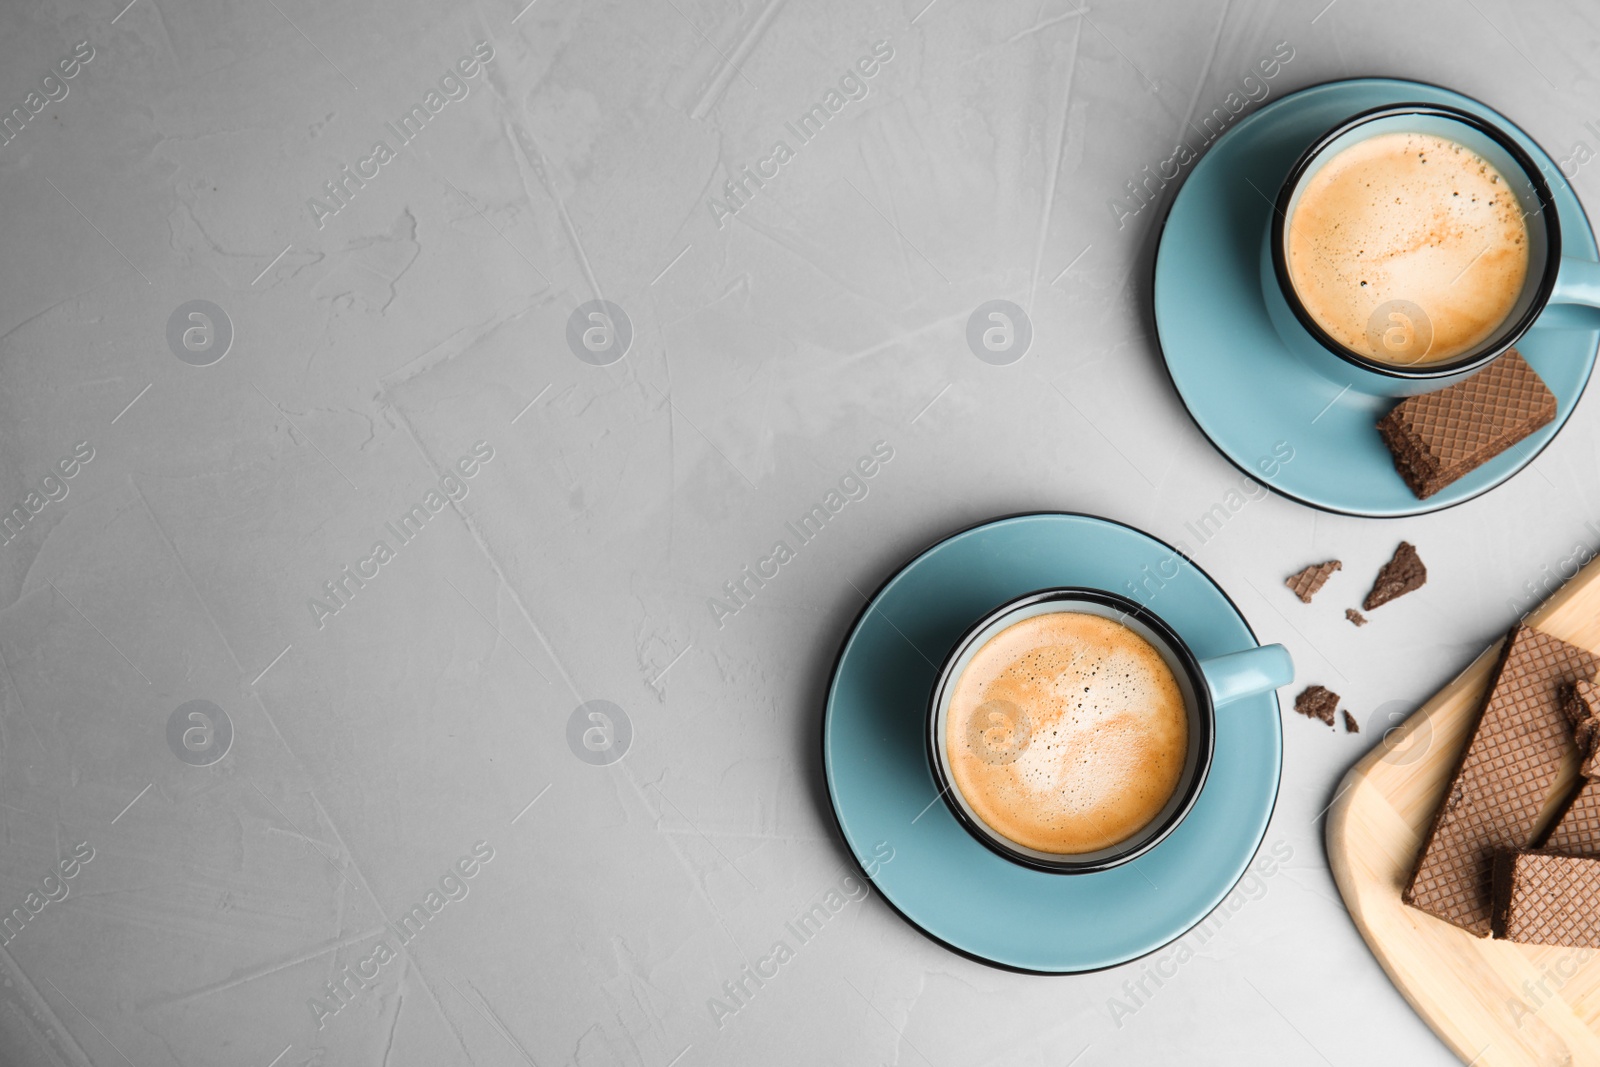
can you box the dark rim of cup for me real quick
[1270,102,1561,380]
[925,587,1217,875]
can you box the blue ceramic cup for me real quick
[1262,103,1600,397]
[927,588,1293,874]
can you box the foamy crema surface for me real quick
[1287,131,1529,364]
[945,612,1188,855]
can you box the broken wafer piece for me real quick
[1561,679,1600,728]
[1492,851,1600,946]
[1566,680,1600,777]
[1343,710,1359,733]
[1294,685,1339,727]
[1377,348,1557,500]
[1285,560,1341,603]
[1536,681,1600,856]
[1346,609,1367,627]
[1403,625,1600,935]
[1541,778,1600,856]
[1363,542,1427,611]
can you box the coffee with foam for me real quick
[1286,131,1529,364]
[944,612,1189,855]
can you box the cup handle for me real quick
[1198,644,1294,708]
[1548,257,1600,309]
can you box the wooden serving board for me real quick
[1327,555,1600,1066]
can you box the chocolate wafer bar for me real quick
[1492,850,1600,947]
[1403,626,1600,935]
[1537,681,1600,856]
[1285,560,1341,603]
[1377,349,1556,500]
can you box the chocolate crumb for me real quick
[1363,542,1427,611]
[1346,608,1368,627]
[1285,560,1342,603]
[1294,685,1340,727]
[1343,710,1359,733]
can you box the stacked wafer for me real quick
[1489,680,1600,946]
[1402,626,1600,947]
[1403,626,1599,935]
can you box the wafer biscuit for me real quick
[1403,626,1600,935]
[1493,851,1600,947]
[1377,349,1556,499]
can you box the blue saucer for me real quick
[822,513,1281,973]
[1155,78,1599,517]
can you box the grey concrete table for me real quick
[2,0,1597,1063]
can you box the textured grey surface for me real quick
[2,0,1599,1063]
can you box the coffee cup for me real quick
[926,588,1293,874]
[1261,103,1600,397]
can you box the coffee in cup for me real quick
[944,611,1190,855]
[927,587,1292,873]
[1285,130,1529,365]
[1259,101,1600,396]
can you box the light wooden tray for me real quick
[1327,555,1600,1066]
